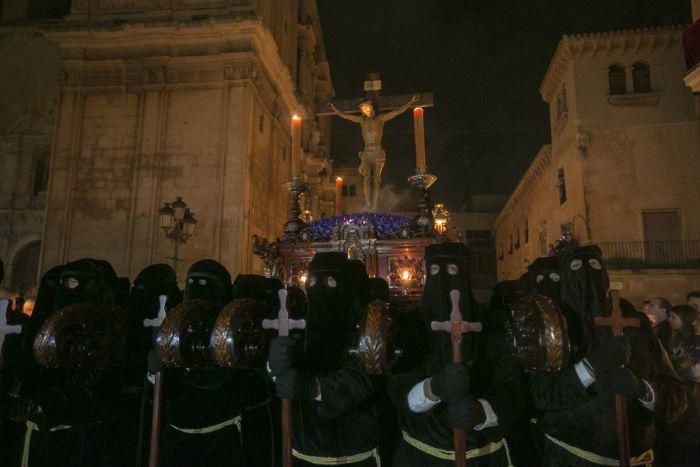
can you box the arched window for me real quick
[349,185,356,196]
[11,241,40,291]
[342,185,348,197]
[632,62,651,93]
[608,64,626,95]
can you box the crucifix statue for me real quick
[320,73,433,211]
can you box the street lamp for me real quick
[159,197,198,269]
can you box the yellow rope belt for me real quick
[22,421,74,467]
[292,447,381,466]
[401,431,513,466]
[544,434,655,466]
[170,415,241,434]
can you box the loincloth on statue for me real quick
[359,149,386,166]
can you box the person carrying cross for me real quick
[387,242,525,466]
[528,245,687,466]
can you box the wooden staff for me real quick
[146,295,168,467]
[430,290,483,467]
[263,289,307,467]
[593,289,640,467]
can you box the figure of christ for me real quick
[328,93,420,211]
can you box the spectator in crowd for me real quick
[655,355,700,467]
[668,304,700,358]
[645,296,673,347]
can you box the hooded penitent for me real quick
[486,279,525,331]
[184,259,232,305]
[525,256,562,303]
[129,264,181,322]
[304,252,371,373]
[422,242,477,370]
[231,274,283,315]
[127,264,181,354]
[558,245,610,356]
[53,258,118,309]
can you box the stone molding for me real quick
[540,25,686,102]
[494,144,552,230]
[42,18,310,118]
[606,93,660,106]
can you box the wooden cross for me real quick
[593,288,640,467]
[429,289,482,467]
[315,72,434,116]
[594,290,640,337]
[143,295,168,328]
[262,289,306,467]
[0,299,22,364]
[430,290,483,364]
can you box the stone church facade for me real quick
[495,23,700,306]
[1,0,336,287]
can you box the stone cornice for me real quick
[38,18,311,118]
[540,25,686,102]
[494,145,552,231]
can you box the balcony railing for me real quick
[595,241,700,269]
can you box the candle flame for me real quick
[336,177,343,182]
[292,114,301,121]
[413,107,424,114]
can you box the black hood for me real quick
[526,256,562,303]
[33,266,63,319]
[184,259,231,305]
[232,274,283,315]
[304,252,371,373]
[559,245,610,354]
[129,264,181,321]
[487,279,526,331]
[422,242,477,368]
[369,277,390,303]
[54,258,118,310]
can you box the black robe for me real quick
[387,331,524,467]
[14,367,122,467]
[290,366,381,467]
[655,380,700,467]
[530,307,687,466]
[159,367,274,467]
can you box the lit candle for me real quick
[335,177,343,215]
[291,114,302,177]
[413,107,426,171]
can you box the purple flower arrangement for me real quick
[306,212,412,241]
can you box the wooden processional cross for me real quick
[593,288,640,467]
[430,290,483,467]
[262,289,306,467]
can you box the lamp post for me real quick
[158,197,198,270]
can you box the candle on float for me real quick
[335,177,343,215]
[413,107,426,171]
[291,114,302,177]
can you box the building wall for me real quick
[0,1,333,282]
[496,26,700,307]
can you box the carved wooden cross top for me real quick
[262,289,306,337]
[143,295,168,328]
[430,290,482,364]
[0,299,22,356]
[594,290,640,338]
[315,72,434,116]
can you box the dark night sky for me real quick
[316,0,690,210]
